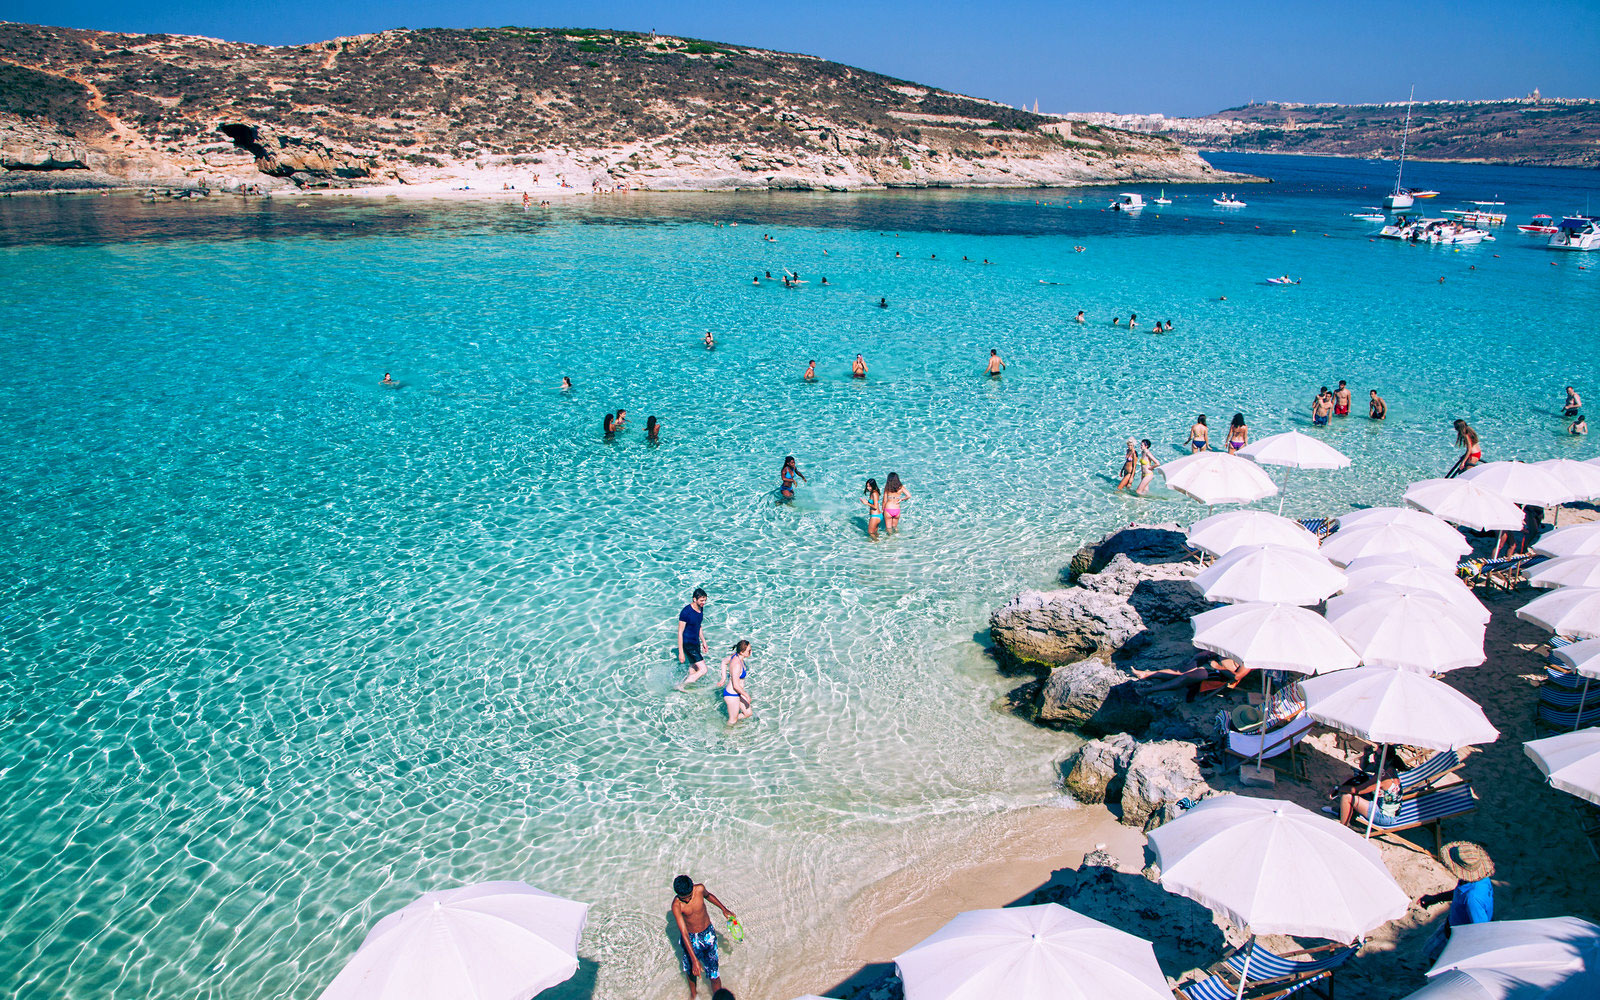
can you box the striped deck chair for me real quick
[1456,554,1537,590]
[1546,665,1586,688]
[1540,684,1598,710]
[1397,749,1465,797]
[1367,783,1478,853]
[1297,517,1334,540]
[1178,941,1358,1000]
[1215,710,1313,775]
[1537,701,1600,730]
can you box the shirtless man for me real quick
[1333,380,1352,417]
[985,349,1006,377]
[852,354,868,379]
[803,360,816,381]
[1564,386,1583,417]
[671,875,737,999]
[1369,389,1387,420]
[1312,388,1333,427]
[1075,310,1086,324]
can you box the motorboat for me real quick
[1267,276,1301,285]
[1154,188,1172,205]
[1441,207,1507,226]
[1350,208,1387,222]
[1111,192,1145,212]
[1548,216,1600,251]
[1379,217,1492,244]
[1517,214,1558,234]
[1411,190,1440,199]
[1214,194,1246,207]
[1383,91,1416,210]
[1471,200,1505,207]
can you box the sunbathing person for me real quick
[1132,651,1249,695]
[1327,748,1402,827]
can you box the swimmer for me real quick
[561,376,572,391]
[862,478,883,540]
[1136,440,1160,495]
[1572,414,1588,436]
[882,472,909,533]
[779,455,807,500]
[1189,415,1210,453]
[603,412,615,440]
[985,349,1006,377]
[804,360,816,381]
[613,409,628,433]
[382,372,396,386]
[895,251,902,258]
[1311,388,1332,427]
[1111,316,1120,327]
[852,354,868,378]
[1075,311,1085,324]
[820,277,828,285]
[704,330,715,350]
[1164,321,1173,332]
[1334,380,1352,417]
[647,415,661,443]
[877,298,888,309]
[1369,389,1387,420]
[1128,313,1138,330]
[753,275,760,285]
[1116,439,1137,492]
[930,253,936,259]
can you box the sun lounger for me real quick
[1539,683,1598,710]
[1215,710,1313,771]
[1536,701,1600,730]
[1456,554,1538,590]
[1397,749,1465,796]
[1297,518,1333,539]
[1368,783,1478,853]
[1177,941,1358,1000]
[1545,664,1586,687]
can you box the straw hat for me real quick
[1438,841,1495,882]
[1231,704,1265,731]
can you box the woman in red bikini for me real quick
[1446,420,1483,477]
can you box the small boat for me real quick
[1411,190,1441,199]
[1549,216,1600,251]
[1267,276,1301,285]
[1441,207,1507,226]
[1350,208,1387,222]
[1379,217,1491,244]
[1471,200,1505,207]
[1517,214,1558,235]
[1111,192,1144,212]
[1153,188,1172,205]
[1214,194,1246,208]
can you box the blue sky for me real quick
[3,0,1596,115]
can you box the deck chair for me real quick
[1215,710,1313,775]
[1397,749,1465,797]
[1457,554,1537,590]
[1369,783,1478,853]
[1537,701,1600,730]
[1177,941,1358,1000]
[1545,664,1586,688]
[1297,517,1334,539]
[1540,684,1598,710]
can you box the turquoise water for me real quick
[1,153,1598,999]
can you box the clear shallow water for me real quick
[1,153,1599,999]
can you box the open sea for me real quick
[2,153,1598,999]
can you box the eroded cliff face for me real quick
[0,23,1243,193]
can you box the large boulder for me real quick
[1121,741,1208,829]
[1038,658,1155,735]
[1067,523,1192,581]
[1064,733,1140,804]
[990,589,1144,666]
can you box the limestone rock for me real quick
[1121,741,1208,829]
[1064,733,1139,804]
[1038,659,1154,735]
[990,588,1144,666]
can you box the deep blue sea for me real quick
[1,153,1598,999]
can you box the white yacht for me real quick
[1111,192,1145,212]
[1548,216,1600,251]
[1383,90,1416,210]
[1379,217,1491,245]
[1441,207,1507,226]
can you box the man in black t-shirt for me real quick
[676,588,710,688]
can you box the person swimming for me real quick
[704,330,715,350]
[1571,414,1588,436]
[852,355,868,378]
[560,376,572,391]
[647,415,661,443]
[862,478,883,540]
[804,360,816,381]
[1189,414,1210,453]
[1075,310,1085,324]
[1227,413,1248,453]
[613,408,628,433]
[986,349,1006,377]
[820,277,828,285]
[382,372,396,386]
[603,412,615,440]
[878,297,888,309]
[779,455,807,501]
[882,472,909,533]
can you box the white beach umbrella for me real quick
[1431,917,1600,992]
[1239,431,1352,514]
[893,903,1171,1000]
[1147,795,1408,945]
[1160,452,1279,507]
[1525,728,1600,807]
[1341,565,1490,625]
[1534,522,1600,559]
[317,882,588,1000]
[1553,638,1600,678]
[1189,510,1319,557]
[1529,555,1600,590]
[1458,462,1577,507]
[1319,523,1468,568]
[1325,588,1486,673]
[1192,602,1359,674]
[1401,966,1574,1000]
[1517,587,1600,640]
[1337,507,1467,551]
[1192,544,1347,605]
[1403,479,1526,532]
[1533,459,1600,501]
[1300,666,1499,751]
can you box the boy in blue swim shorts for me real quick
[672,874,738,998]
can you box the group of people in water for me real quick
[1310,381,1386,425]
[600,406,663,444]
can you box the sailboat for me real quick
[1383,88,1416,210]
[1154,188,1172,205]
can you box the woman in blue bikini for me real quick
[1188,415,1210,453]
[862,478,884,539]
[721,641,753,725]
[779,456,807,501]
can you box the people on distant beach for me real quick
[883,472,909,533]
[1117,439,1138,492]
[381,372,396,386]
[1075,310,1086,324]
[804,360,816,381]
[672,875,737,999]
[677,588,710,686]
[1137,439,1160,495]
[1572,414,1588,436]
[1227,413,1249,453]
[986,349,1006,377]
[647,416,661,444]
[561,376,572,391]
[1417,842,1495,963]
[1334,380,1352,417]
[779,455,807,501]
[1564,386,1583,417]
[852,354,868,378]
[704,330,715,350]
[863,478,884,539]
[1132,651,1249,696]
[720,641,753,726]
[1369,389,1386,420]
[1188,414,1210,453]
[1312,388,1333,427]
[1446,419,1483,477]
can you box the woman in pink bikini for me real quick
[883,472,910,534]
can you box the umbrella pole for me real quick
[1255,673,1273,769]
[1363,744,1389,840]
[1577,677,1591,733]
[1277,468,1291,516]
[1234,937,1255,1000]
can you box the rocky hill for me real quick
[1074,98,1600,168]
[0,23,1238,193]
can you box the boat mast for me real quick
[1394,86,1413,194]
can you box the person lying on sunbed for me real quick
[1132,651,1250,698]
